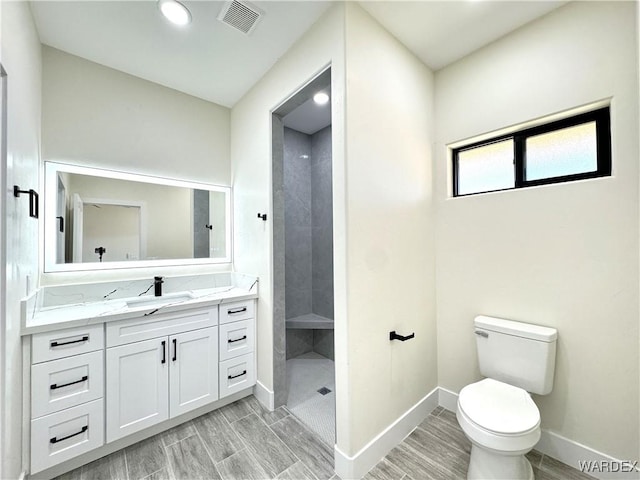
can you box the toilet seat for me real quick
[457,378,541,453]
[459,378,540,434]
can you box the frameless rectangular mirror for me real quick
[44,162,231,272]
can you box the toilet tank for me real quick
[474,315,558,395]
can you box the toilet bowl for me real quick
[457,316,557,480]
[457,378,541,480]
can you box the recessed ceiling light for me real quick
[158,0,192,26]
[313,92,330,105]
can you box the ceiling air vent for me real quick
[217,0,263,35]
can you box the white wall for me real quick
[1,3,42,478]
[67,175,192,260]
[342,2,437,454]
[0,1,5,473]
[40,46,232,286]
[435,1,639,461]
[42,46,230,185]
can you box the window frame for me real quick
[452,107,611,197]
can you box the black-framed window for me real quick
[452,107,611,197]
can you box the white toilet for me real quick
[456,315,558,480]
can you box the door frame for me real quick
[0,62,7,479]
[77,197,147,262]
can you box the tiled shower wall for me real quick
[283,126,334,320]
[311,126,334,320]
[284,127,313,318]
[193,189,210,258]
[284,126,334,360]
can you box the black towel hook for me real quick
[13,186,39,218]
[390,331,415,342]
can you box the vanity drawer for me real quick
[31,350,104,418]
[31,398,104,474]
[219,353,256,398]
[219,300,255,325]
[106,307,218,347]
[32,324,104,364]
[219,319,254,361]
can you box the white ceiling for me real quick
[30,0,567,114]
[283,96,332,135]
[30,1,332,108]
[361,1,567,71]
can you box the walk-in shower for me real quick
[272,68,335,446]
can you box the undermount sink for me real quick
[126,292,196,308]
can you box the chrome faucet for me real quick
[154,276,164,297]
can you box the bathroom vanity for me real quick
[20,273,258,476]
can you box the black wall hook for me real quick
[13,186,39,218]
[257,213,267,221]
[390,331,415,342]
[205,224,213,230]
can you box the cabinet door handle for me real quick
[227,307,247,315]
[51,336,89,348]
[228,335,247,344]
[50,425,88,444]
[50,375,88,390]
[161,341,166,364]
[228,370,247,380]
[172,339,177,362]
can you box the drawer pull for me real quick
[50,425,88,444]
[161,341,166,364]
[228,335,247,344]
[50,375,88,390]
[50,336,89,348]
[228,370,247,380]
[172,338,177,362]
[227,307,247,315]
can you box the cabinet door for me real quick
[169,327,218,418]
[106,338,168,442]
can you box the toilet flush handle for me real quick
[474,330,489,338]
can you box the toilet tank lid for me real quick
[475,315,557,342]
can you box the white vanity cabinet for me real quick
[105,308,219,442]
[219,301,256,398]
[25,294,257,476]
[169,327,219,417]
[30,325,105,474]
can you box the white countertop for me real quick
[22,276,258,335]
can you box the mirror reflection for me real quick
[45,162,231,272]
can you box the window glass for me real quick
[525,122,597,181]
[452,107,610,197]
[457,139,514,195]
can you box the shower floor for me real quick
[286,352,336,446]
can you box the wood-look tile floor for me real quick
[363,407,595,480]
[54,399,594,480]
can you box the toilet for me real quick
[456,315,558,480]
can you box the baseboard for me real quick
[334,386,439,479]
[537,430,640,480]
[439,388,638,480]
[253,380,274,410]
[438,386,458,412]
